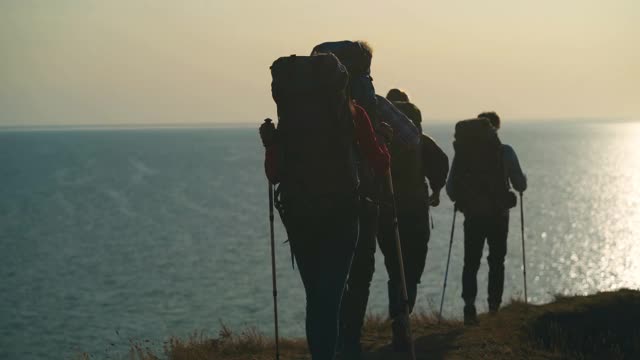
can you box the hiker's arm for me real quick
[264,145,280,184]
[503,145,527,192]
[422,134,449,193]
[446,156,457,201]
[260,120,280,184]
[353,104,390,176]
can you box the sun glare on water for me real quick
[618,123,640,286]
[541,121,640,297]
[603,122,640,288]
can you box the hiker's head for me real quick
[356,40,373,60]
[478,112,501,129]
[386,88,409,102]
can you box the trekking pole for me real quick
[520,192,528,304]
[268,182,280,359]
[385,171,416,360]
[438,205,456,323]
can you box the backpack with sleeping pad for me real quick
[270,53,359,211]
[451,118,516,215]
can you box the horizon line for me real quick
[0,117,637,132]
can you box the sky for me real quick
[1,0,638,126]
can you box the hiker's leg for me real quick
[304,207,358,360]
[487,213,509,311]
[461,216,486,306]
[377,205,403,318]
[339,199,378,352]
[289,217,320,355]
[378,205,430,317]
[379,204,430,351]
[397,206,430,314]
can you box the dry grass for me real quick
[129,325,306,360]
[118,289,640,360]
[526,289,640,360]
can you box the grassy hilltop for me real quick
[124,289,640,360]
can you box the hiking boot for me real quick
[391,315,410,352]
[464,304,478,326]
[339,343,363,360]
[489,303,500,315]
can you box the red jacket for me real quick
[264,103,390,183]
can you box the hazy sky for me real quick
[1,0,638,126]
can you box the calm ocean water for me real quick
[1,121,639,359]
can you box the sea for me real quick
[1,120,639,359]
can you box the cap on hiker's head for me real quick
[386,88,409,102]
[478,111,500,129]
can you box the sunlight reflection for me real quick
[610,123,640,288]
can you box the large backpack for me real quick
[451,118,515,215]
[270,54,359,210]
[310,41,371,76]
[311,41,377,122]
[381,99,426,209]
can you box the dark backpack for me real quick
[311,41,377,122]
[270,54,359,210]
[377,98,424,208]
[310,41,371,76]
[388,140,425,210]
[451,118,516,215]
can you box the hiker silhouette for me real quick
[262,49,390,360]
[377,89,449,350]
[446,112,527,325]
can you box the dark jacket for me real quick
[421,134,449,193]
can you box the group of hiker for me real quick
[259,40,527,360]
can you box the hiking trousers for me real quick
[339,198,379,351]
[461,213,509,308]
[378,204,431,319]
[286,198,359,360]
